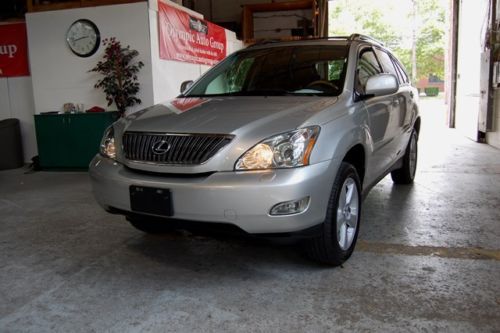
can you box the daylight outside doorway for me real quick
[329,0,448,113]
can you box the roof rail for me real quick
[348,34,385,46]
[244,35,384,48]
[246,36,353,48]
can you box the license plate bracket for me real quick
[129,186,173,217]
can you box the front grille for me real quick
[122,132,233,165]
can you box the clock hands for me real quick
[73,35,90,42]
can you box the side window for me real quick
[392,57,409,84]
[374,49,400,84]
[356,49,382,93]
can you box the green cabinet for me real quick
[34,112,119,169]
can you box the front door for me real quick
[356,48,398,187]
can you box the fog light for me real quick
[270,196,310,216]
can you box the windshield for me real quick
[184,45,349,97]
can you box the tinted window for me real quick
[186,45,349,97]
[356,49,382,93]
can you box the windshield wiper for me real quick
[184,89,330,98]
[184,90,293,97]
[236,89,295,96]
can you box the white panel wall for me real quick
[0,77,37,162]
[0,79,10,120]
[487,89,500,149]
[26,2,154,114]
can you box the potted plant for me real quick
[90,37,144,116]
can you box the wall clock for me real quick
[66,19,100,57]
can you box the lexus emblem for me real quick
[151,139,171,155]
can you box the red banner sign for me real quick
[158,2,227,66]
[0,23,30,77]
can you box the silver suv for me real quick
[90,34,420,266]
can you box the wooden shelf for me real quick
[27,0,145,13]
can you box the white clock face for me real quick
[66,19,100,57]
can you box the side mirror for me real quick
[180,80,194,94]
[364,74,398,97]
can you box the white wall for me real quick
[148,0,243,103]
[0,77,37,162]
[26,2,154,114]
[25,0,243,111]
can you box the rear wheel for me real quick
[127,216,173,234]
[391,129,418,184]
[304,162,361,266]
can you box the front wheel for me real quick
[391,129,418,184]
[304,162,362,266]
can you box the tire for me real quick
[304,162,362,266]
[391,129,418,184]
[127,216,173,234]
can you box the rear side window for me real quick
[392,57,410,84]
[356,49,382,93]
[374,49,400,83]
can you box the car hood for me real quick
[116,96,339,173]
[123,96,338,135]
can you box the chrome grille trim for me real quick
[122,132,234,165]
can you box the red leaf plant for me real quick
[90,38,144,116]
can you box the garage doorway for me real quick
[328,0,449,94]
[328,0,495,143]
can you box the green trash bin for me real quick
[0,118,24,170]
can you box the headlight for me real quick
[100,126,116,159]
[235,126,320,170]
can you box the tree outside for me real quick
[329,0,448,86]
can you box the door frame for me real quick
[448,0,496,135]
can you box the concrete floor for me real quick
[1,97,499,332]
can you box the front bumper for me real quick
[89,155,338,234]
